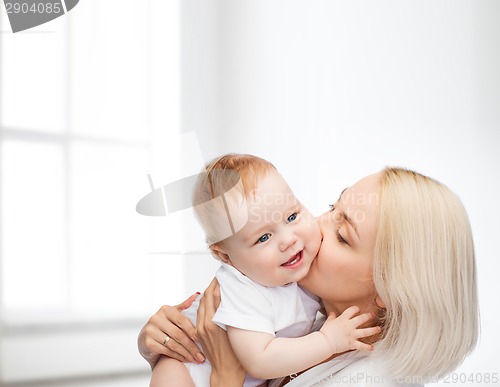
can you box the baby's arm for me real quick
[227,306,380,380]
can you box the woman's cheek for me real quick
[318,237,340,264]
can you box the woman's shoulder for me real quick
[283,349,424,387]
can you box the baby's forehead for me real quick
[199,171,301,243]
[248,171,296,198]
[247,189,299,207]
[221,182,299,223]
[225,186,299,213]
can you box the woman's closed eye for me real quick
[329,204,350,245]
[336,229,348,245]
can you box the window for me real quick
[0,0,186,382]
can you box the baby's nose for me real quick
[279,231,298,251]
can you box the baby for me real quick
[150,154,377,387]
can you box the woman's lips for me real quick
[281,250,303,269]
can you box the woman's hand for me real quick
[137,293,206,369]
[196,278,246,387]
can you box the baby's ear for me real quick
[210,244,232,265]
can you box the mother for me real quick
[138,167,479,386]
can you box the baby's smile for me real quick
[281,249,304,268]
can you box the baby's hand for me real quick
[319,306,381,354]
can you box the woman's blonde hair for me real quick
[373,167,479,381]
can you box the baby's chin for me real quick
[293,264,313,287]
[298,259,316,288]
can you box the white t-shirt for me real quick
[182,262,321,387]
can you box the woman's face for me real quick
[299,173,381,316]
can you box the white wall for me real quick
[181,1,500,384]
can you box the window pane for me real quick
[69,142,181,315]
[69,1,150,142]
[1,141,65,309]
[0,16,65,132]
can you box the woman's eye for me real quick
[336,230,348,245]
[287,213,298,223]
[257,234,271,243]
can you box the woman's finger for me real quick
[149,305,203,363]
[162,334,202,362]
[147,336,192,363]
[161,308,202,359]
[195,279,246,384]
[196,293,206,339]
[202,279,218,320]
[160,303,198,341]
[143,317,196,363]
[212,282,221,309]
[175,292,200,312]
[155,328,198,363]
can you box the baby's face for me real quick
[221,171,321,287]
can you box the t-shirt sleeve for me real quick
[212,269,276,336]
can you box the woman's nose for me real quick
[279,231,298,252]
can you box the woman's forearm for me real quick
[137,295,203,370]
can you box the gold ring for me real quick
[162,335,170,346]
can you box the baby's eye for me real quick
[287,213,298,223]
[257,234,271,243]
